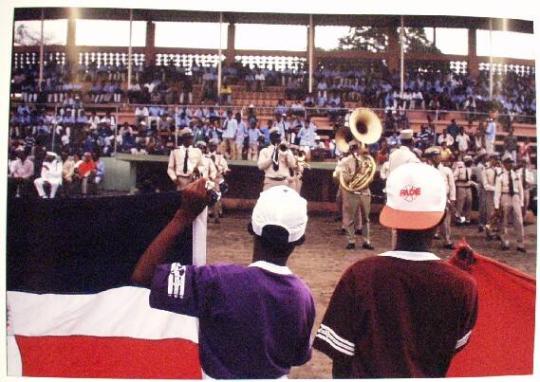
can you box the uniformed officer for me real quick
[340,143,374,251]
[208,138,230,223]
[494,154,525,252]
[516,158,534,218]
[472,149,488,232]
[194,141,218,183]
[257,129,296,191]
[426,147,456,249]
[453,155,475,224]
[167,128,204,190]
[387,129,420,173]
[483,154,502,238]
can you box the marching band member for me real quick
[482,154,502,238]
[195,142,217,181]
[290,147,310,194]
[494,155,525,252]
[387,129,420,173]
[340,143,374,251]
[472,150,488,232]
[257,128,296,191]
[516,158,535,218]
[208,138,230,223]
[453,155,475,224]
[425,147,456,249]
[167,128,204,190]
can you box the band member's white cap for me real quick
[380,162,446,230]
[251,186,308,242]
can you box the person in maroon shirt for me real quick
[313,162,478,378]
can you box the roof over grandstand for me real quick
[13,7,534,34]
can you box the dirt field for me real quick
[206,209,537,379]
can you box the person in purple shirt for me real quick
[132,179,315,379]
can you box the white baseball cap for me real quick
[251,186,308,242]
[380,162,446,230]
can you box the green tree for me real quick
[337,26,441,54]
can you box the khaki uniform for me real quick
[437,163,456,246]
[167,146,204,190]
[453,165,474,222]
[472,163,487,226]
[482,165,501,235]
[494,169,525,248]
[257,145,296,191]
[340,154,372,246]
[518,166,534,217]
[208,151,229,220]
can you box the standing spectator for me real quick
[180,76,193,104]
[446,119,460,141]
[455,126,471,159]
[255,69,265,92]
[518,137,532,163]
[313,162,477,378]
[485,116,497,155]
[221,110,238,159]
[234,113,247,160]
[131,180,315,379]
[247,124,262,161]
[298,117,317,159]
[503,127,518,162]
[34,152,63,199]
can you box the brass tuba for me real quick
[335,108,382,193]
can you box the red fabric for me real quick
[16,335,202,379]
[78,160,96,177]
[447,249,536,377]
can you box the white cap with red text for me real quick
[380,162,446,230]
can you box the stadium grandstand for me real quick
[8,7,536,200]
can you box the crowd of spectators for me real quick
[11,57,536,122]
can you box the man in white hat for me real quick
[387,129,420,174]
[132,179,315,379]
[313,162,478,378]
[167,128,203,191]
[34,152,63,199]
[494,154,525,252]
[257,128,296,191]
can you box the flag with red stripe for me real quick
[7,193,206,378]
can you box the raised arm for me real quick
[131,178,210,287]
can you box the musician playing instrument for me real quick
[340,143,374,251]
[290,147,310,194]
[257,128,296,191]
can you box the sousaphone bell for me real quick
[335,108,382,193]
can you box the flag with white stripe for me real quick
[7,193,206,378]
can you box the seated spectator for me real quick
[255,69,265,92]
[8,149,34,198]
[61,151,76,196]
[93,152,106,192]
[437,128,455,147]
[75,152,97,196]
[131,142,149,155]
[34,152,63,199]
[220,82,233,105]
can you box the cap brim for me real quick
[380,206,444,230]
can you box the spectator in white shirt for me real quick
[34,152,63,199]
[455,127,471,159]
